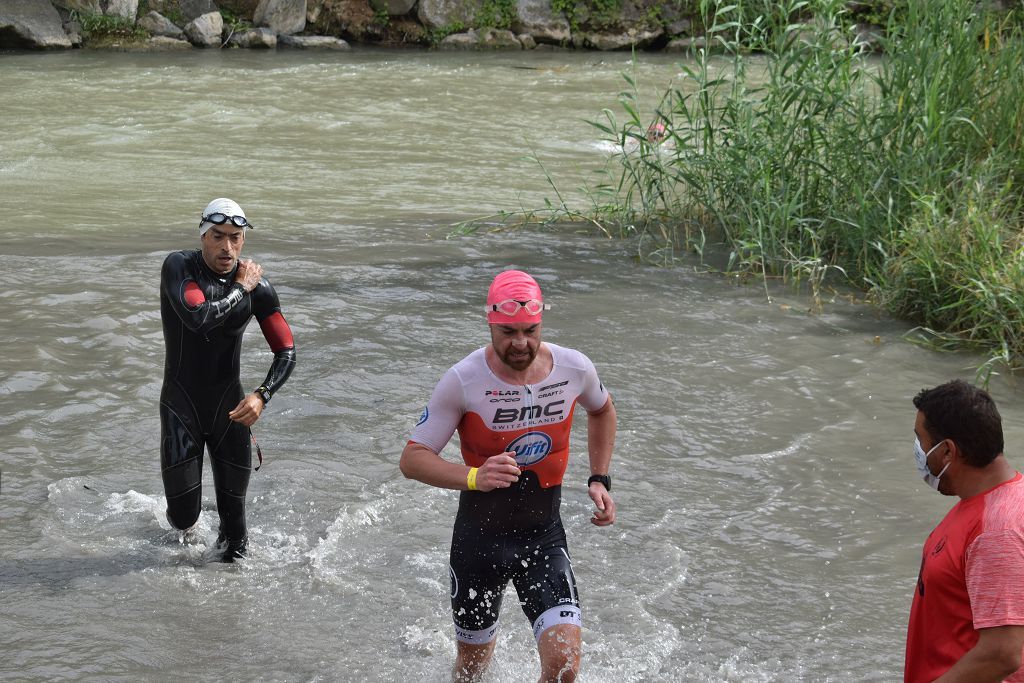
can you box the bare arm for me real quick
[586,397,617,526]
[935,625,1024,683]
[400,442,521,492]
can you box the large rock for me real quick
[184,11,223,46]
[369,0,416,16]
[576,27,662,51]
[664,36,706,53]
[227,26,276,47]
[104,0,139,20]
[51,0,102,13]
[439,27,521,49]
[147,35,193,49]
[417,0,474,31]
[278,34,349,48]
[0,0,73,49]
[180,0,219,21]
[254,0,306,35]
[138,10,184,37]
[511,0,568,44]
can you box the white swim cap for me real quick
[199,197,249,236]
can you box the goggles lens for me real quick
[203,212,251,228]
[489,299,546,316]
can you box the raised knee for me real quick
[166,507,199,531]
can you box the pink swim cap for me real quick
[486,270,544,324]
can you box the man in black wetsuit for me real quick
[160,197,295,562]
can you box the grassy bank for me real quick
[486,0,1024,377]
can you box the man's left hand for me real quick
[228,393,264,426]
[588,483,616,526]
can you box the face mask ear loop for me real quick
[934,440,952,480]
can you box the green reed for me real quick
[537,0,1024,372]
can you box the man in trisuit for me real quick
[160,198,295,562]
[400,269,617,682]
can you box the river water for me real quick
[2,48,1021,682]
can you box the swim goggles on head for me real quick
[201,213,252,228]
[486,299,550,316]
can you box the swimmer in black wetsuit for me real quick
[160,197,295,562]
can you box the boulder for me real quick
[440,27,521,49]
[0,0,73,49]
[62,17,83,45]
[369,0,416,16]
[511,0,569,44]
[577,27,662,51]
[180,0,218,21]
[278,34,349,48]
[417,0,474,31]
[147,34,193,48]
[227,26,276,46]
[665,17,691,37]
[516,32,534,49]
[104,0,139,20]
[184,11,223,46]
[51,0,102,14]
[664,36,706,52]
[138,11,185,38]
[254,0,306,35]
[438,30,474,48]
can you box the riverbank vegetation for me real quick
[71,10,149,47]
[478,0,1024,376]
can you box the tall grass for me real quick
[508,0,1024,373]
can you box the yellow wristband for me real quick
[467,467,479,491]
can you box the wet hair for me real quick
[913,379,1004,467]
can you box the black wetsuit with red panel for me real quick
[159,249,295,557]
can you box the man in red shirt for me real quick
[905,379,1024,682]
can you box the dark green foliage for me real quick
[72,10,149,46]
[475,0,1024,375]
[475,0,517,29]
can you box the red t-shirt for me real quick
[905,472,1024,682]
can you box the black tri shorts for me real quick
[448,520,582,644]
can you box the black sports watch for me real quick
[587,474,611,492]
[255,386,272,405]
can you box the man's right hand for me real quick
[475,452,521,492]
[235,259,263,292]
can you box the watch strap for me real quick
[587,474,611,492]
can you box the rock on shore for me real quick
[0,0,909,52]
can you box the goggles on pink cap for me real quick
[487,298,550,317]
[486,270,547,324]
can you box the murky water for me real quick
[2,48,1021,682]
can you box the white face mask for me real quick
[914,437,950,490]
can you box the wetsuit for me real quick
[409,343,609,643]
[159,249,295,555]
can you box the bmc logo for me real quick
[493,400,565,424]
[507,432,552,466]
